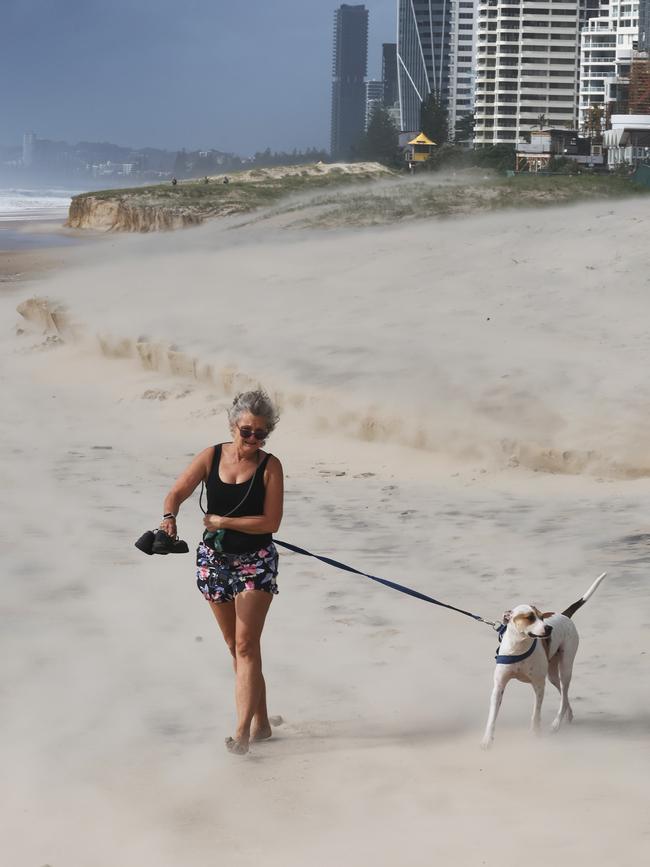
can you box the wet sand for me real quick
[0,219,89,286]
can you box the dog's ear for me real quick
[541,611,555,619]
[502,609,512,623]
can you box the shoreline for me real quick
[0,247,70,285]
[0,217,96,285]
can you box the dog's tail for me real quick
[562,572,607,619]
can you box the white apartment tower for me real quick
[474,0,581,145]
[448,2,480,137]
[578,1,641,134]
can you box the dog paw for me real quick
[480,737,493,750]
[550,718,562,733]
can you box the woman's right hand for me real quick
[160,517,177,537]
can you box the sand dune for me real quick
[18,195,650,477]
[2,195,650,866]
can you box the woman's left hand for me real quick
[203,514,225,531]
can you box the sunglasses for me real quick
[237,425,268,441]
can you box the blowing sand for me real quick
[2,194,650,866]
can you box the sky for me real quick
[2,0,397,156]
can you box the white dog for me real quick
[481,572,607,748]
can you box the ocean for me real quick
[0,187,78,250]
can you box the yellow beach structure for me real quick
[405,132,436,164]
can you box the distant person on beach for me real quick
[171,177,177,186]
[160,390,284,755]
[223,175,230,184]
[204,176,209,184]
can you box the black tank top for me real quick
[205,443,273,554]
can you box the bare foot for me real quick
[251,724,272,742]
[225,736,249,755]
[251,714,284,741]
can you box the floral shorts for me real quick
[196,541,279,604]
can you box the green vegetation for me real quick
[74,163,649,233]
[454,112,475,146]
[73,164,395,219]
[358,105,400,167]
[425,143,517,173]
[420,93,448,146]
[250,172,650,230]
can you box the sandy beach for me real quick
[2,193,650,866]
[0,218,89,287]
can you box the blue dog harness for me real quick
[495,624,538,664]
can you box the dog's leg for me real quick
[547,655,561,694]
[531,679,546,735]
[482,673,507,749]
[551,650,576,731]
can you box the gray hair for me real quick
[227,389,280,434]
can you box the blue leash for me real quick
[274,539,499,629]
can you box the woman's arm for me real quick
[203,455,284,535]
[161,447,213,534]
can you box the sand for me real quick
[2,193,650,867]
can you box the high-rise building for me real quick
[629,52,650,113]
[474,0,580,146]
[366,79,385,128]
[330,4,369,159]
[639,0,650,49]
[382,42,399,107]
[580,0,602,25]
[397,2,478,136]
[448,2,479,137]
[578,2,640,135]
[397,1,477,136]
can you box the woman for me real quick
[160,389,284,755]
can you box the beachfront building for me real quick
[383,42,402,126]
[331,4,369,160]
[629,50,650,111]
[603,112,650,163]
[515,126,602,169]
[474,0,581,146]
[397,0,477,138]
[382,42,399,107]
[640,0,650,48]
[578,2,640,137]
[448,1,479,136]
[366,79,386,129]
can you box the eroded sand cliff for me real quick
[66,162,394,232]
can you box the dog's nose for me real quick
[545,625,553,635]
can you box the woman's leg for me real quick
[251,675,272,741]
[227,590,272,754]
[208,599,270,735]
[209,600,237,667]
